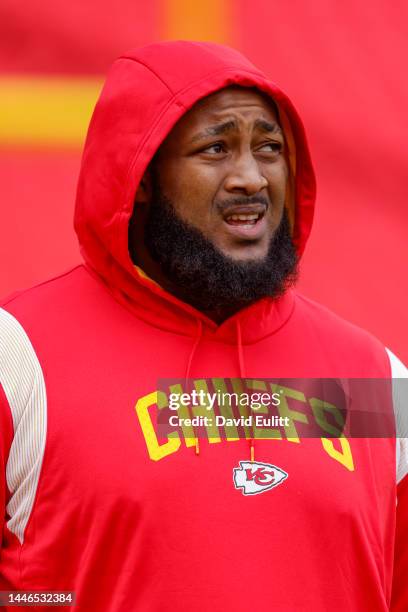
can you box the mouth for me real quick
[221,204,267,239]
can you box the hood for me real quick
[74,40,316,343]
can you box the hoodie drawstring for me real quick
[236,320,255,463]
[185,319,203,456]
[184,318,254,462]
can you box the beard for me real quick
[134,188,298,313]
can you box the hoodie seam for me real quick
[118,56,264,99]
[0,265,83,308]
[168,66,267,100]
[119,56,176,96]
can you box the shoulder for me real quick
[0,265,106,373]
[292,291,392,375]
[294,291,384,345]
[1,264,88,315]
[0,264,114,338]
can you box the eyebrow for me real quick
[190,118,283,143]
[254,118,283,135]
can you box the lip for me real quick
[220,203,268,240]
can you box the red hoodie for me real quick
[0,41,407,612]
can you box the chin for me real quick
[221,244,268,263]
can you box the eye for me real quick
[202,142,225,154]
[257,141,283,154]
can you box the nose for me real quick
[224,153,268,195]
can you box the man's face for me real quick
[153,87,288,262]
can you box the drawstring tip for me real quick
[250,442,255,462]
[195,438,200,456]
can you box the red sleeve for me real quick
[391,474,408,611]
[0,384,14,555]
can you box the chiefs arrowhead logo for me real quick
[233,461,288,496]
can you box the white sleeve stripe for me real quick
[386,348,408,485]
[0,308,47,544]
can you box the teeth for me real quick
[229,214,260,221]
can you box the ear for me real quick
[135,170,153,204]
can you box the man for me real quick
[0,41,406,611]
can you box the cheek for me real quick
[264,166,288,229]
[160,162,221,224]
[267,164,288,201]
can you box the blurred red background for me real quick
[1,0,407,361]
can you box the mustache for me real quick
[215,194,269,213]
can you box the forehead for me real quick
[167,86,280,140]
[191,86,278,119]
